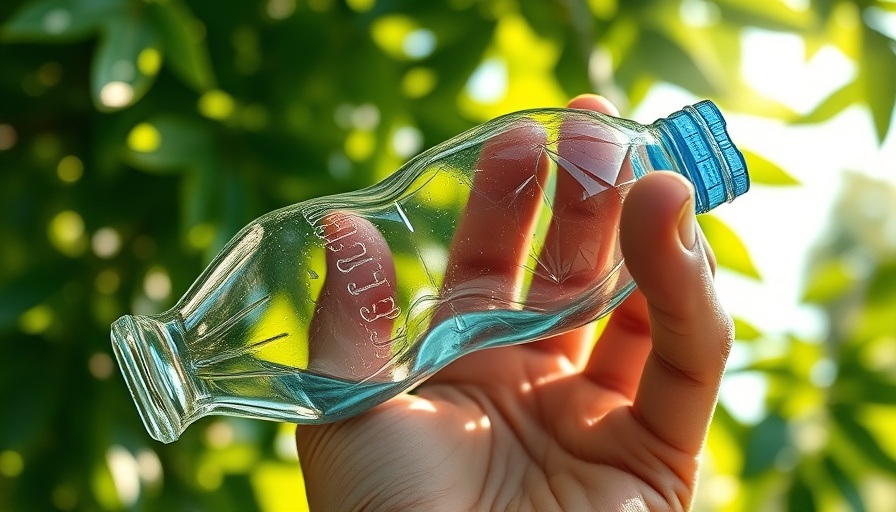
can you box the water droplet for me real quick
[308,269,319,279]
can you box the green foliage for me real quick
[699,214,762,279]
[741,149,799,186]
[1,0,895,510]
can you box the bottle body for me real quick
[111,101,749,443]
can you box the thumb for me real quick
[621,171,734,454]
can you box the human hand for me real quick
[295,95,733,511]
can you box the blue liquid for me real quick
[222,283,635,425]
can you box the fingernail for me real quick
[677,196,697,250]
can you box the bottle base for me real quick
[111,314,190,444]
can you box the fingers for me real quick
[307,212,399,381]
[525,94,632,367]
[439,120,549,314]
[425,119,549,385]
[581,289,653,397]
[621,172,734,454]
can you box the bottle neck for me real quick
[110,312,200,443]
[647,101,749,214]
[646,123,722,214]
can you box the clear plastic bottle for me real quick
[111,100,749,443]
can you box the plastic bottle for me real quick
[111,100,749,443]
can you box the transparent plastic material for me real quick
[111,100,749,443]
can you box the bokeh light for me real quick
[56,155,83,183]
[4,1,896,511]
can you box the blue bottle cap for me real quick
[653,100,749,213]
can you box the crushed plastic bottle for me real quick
[111,100,749,443]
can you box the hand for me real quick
[295,95,733,511]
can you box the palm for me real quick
[296,95,732,511]
[299,320,696,511]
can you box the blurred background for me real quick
[1,0,895,510]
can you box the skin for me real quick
[296,95,734,511]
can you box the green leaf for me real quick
[0,267,71,331]
[787,469,818,512]
[733,316,762,341]
[91,9,162,112]
[795,80,860,125]
[742,413,790,477]
[855,263,896,341]
[832,405,896,474]
[148,0,215,91]
[865,259,896,306]
[714,0,811,32]
[861,29,896,142]
[517,0,563,38]
[801,258,859,304]
[180,162,219,247]
[741,149,799,186]
[813,0,838,22]
[637,28,718,97]
[698,214,761,279]
[123,114,213,172]
[833,373,896,407]
[822,455,866,512]
[1,0,122,42]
